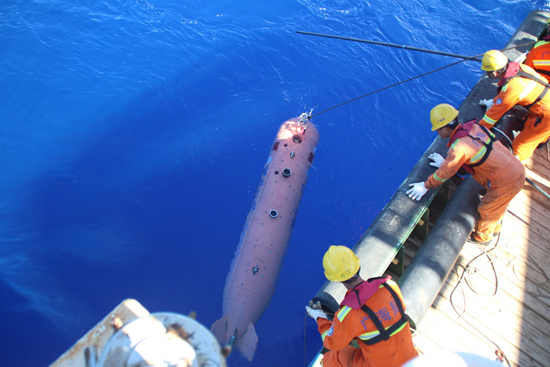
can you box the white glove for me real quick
[479,99,494,109]
[305,306,327,320]
[428,153,445,168]
[407,182,429,201]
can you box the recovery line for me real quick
[308,42,536,118]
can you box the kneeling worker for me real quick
[306,246,418,367]
[406,103,525,245]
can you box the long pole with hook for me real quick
[296,31,482,61]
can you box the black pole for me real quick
[296,30,481,61]
[399,177,483,327]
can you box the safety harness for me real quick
[498,62,550,110]
[449,119,497,175]
[356,281,409,345]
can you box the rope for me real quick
[448,233,512,367]
[310,41,536,118]
[311,58,470,118]
[304,310,308,366]
[450,234,500,317]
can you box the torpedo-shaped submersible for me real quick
[211,114,319,360]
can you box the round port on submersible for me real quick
[269,209,278,218]
[292,135,302,144]
[282,168,292,177]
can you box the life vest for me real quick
[497,62,550,110]
[448,119,496,175]
[352,279,409,346]
[497,61,521,91]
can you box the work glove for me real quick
[428,152,445,168]
[407,182,429,201]
[306,300,327,320]
[479,99,494,109]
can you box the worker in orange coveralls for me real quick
[406,104,525,245]
[477,50,550,162]
[524,38,550,79]
[524,19,550,79]
[305,246,418,367]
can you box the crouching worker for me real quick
[406,103,525,245]
[306,246,418,367]
[479,50,550,162]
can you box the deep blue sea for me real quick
[1,1,549,366]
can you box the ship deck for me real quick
[406,144,550,367]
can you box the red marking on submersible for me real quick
[211,116,319,361]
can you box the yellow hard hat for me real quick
[430,103,459,131]
[322,245,360,282]
[480,50,508,72]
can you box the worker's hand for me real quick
[428,153,445,168]
[479,99,494,109]
[407,182,428,201]
[306,306,327,320]
[309,300,322,309]
[306,301,327,320]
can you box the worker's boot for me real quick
[468,231,493,246]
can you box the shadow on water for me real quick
[0,55,284,365]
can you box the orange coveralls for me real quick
[480,64,550,162]
[316,279,418,367]
[524,40,550,79]
[425,124,525,242]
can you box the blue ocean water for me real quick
[1,0,549,366]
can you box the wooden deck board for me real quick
[410,146,550,367]
[445,249,550,353]
[456,243,550,309]
[509,188,550,222]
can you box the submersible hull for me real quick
[212,117,319,361]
